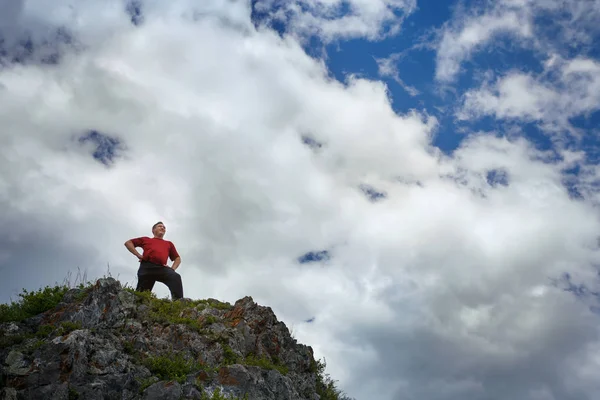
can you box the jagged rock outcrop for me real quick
[0,278,328,400]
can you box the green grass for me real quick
[197,299,233,311]
[220,345,289,376]
[142,353,202,384]
[244,354,289,375]
[126,289,228,334]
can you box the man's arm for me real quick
[124,240,143,260]
[169,242,181,270]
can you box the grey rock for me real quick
[0,278,338,400]
[3,322,20,334]
[1,387,18,400]
[143,381,182,400]
[182,385,204,399]
[5,350,29,376]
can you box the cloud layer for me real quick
[2,1,600,400]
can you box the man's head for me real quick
[152,221,166,238]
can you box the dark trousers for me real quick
[136,261,184,299]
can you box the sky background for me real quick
[2,0,600,399]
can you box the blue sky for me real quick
[284,0,600,216]
[251,0,600,158]
[3,1,600,399]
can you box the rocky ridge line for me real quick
[0,278,344,400]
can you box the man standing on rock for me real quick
[124,221,184,300]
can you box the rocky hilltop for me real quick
[0,278,349,400]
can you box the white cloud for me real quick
[1,2,600,400]
[253,0,417,42]
[436,9,531,82]
[375,52,420,96]
[435,0,600,83]
[459,73,557,121]
[459,57,600,136]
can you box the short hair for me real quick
[152,221,164,231]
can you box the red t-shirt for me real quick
[131,237,180,266]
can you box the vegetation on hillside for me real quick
[0,285,71,323]
[0,273,354,400]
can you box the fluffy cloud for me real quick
[444,0,600,210]
[459,57,600,138]
[2,1,600,400]
[459,73,557,121]
[435,0,600,83]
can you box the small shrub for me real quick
[57,321,82,335]
[0,304,18,323]
[313,358,352,400]
[222,344,240,365]
[0,285,69,323]
[73,285,93,302]
[143,353,200,383]
[244,354,288,375]
[36,324,54,338]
